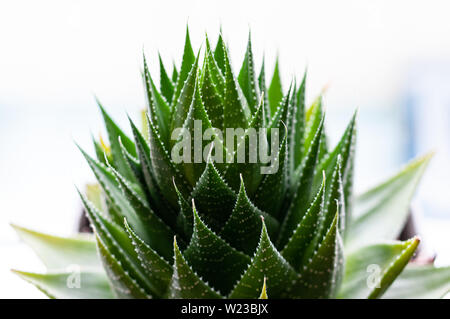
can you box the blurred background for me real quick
[1,0,449,297]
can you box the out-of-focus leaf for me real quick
[383,265,450,299]
[346,153,433,250]
[339,238,420,299]
[11,224,101,272]
[12,270,114,299]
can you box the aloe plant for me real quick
[12,28,450,299]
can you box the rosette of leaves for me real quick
[12,28,450,299]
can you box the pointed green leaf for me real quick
[174,181,194,240]
[79,191,153,295]
[238,32,259,113]
[293,211,344,298]
[347,153,433,250]
[339,238,420,299]
[281,176,325,269]
[205,36,225,96]
[95,235,150,299]
[278,117,324,247]
[97,101,137,181]
[171,61,179,84]
[253,130,288,217]
[170,53,199,141]
[224,97,269,195]
[258,57,271,123]
[169,237,222,299]
[159,53,175,104]
[201,56,224,130]
[148,115,192,206]
[223,42,250,131]
[214,33,226,74]
[383,265,450,299]
[143,56,171,146]
[191,161,236,232]
[109,165,176,261]
[172,26,196,107]
[303,96,324,158]
[290,71,307,171]
[229,221,297,299]
[12,270,114,299]
[268,59,283,115]
[183,203,250,295]
[11,224,101,272]
[124,220,172,298]
[220,177,279,255]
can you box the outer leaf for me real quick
[191,161,236,232]
[238,32,259,113]
[339,238,420,299]
[267,59,283,115]
[220,177,279,255]
[12,270,113,299]
[79,192,153,295]
[97,101,137,181]
[383,265,450,299]
[95,235,150,299]
[346,153,433,250]
[109,166,176,261]
[229,221,297,299]
[184,204,251,295]
[124,220,172,298]
[11,224,101,271]
[169,237,222,299]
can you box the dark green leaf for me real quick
[267,59,283,115]
[124,219,172,297]
[238,32,259,113]
[184,203,250,295]
[229,221,297,299]
[159,53,175,104]
[220,176,279,255]
[168,237,222,299]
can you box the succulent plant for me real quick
[12,28,450,299]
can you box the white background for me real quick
[1,0,450,297]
